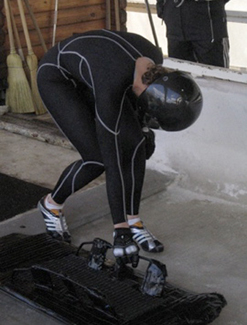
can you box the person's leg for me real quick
[37,65,105,241]
[38,66,105,201]
[94,94,146,227]
[192,38,230,68]
[111,98,163,252]
[168,39,197,62]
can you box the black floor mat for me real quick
[0,173,50,221]
[0,233,227,325]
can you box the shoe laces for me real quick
[130,224,156,242]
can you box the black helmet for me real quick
[137,71,203,131]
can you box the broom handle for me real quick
[17,0,33,54]
[106,0,111,30]
[23,0,47,53]
[8,0,25,61]
[52,0,58,46]
[4,0,16,54]
[114,0,120,31]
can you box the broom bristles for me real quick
[26,53,47,115]
[6,53,35,114]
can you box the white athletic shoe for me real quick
[38,196,71,243]
[130,221,164,253]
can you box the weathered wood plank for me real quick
[4,2,106,60]
[8,4,106,31]
[8,0,105,15]
[3,0,126,62]
[4,19,105,57]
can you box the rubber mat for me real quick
[0,233,227,325]
[0,173,50,221]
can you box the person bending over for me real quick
[37,29,202,267]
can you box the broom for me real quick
[4,0,35,113]
[9,0,30,81]
[17,0,46,115]
[9,2,24,61]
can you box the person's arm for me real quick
[132,57,154,97]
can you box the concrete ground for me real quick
[0,113,247,325]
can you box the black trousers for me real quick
[168,38,230,68]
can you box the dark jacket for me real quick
[157,0,229,41]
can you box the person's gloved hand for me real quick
[113,228,139,268]
[142,126,156,160]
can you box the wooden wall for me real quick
[0,0,127,96]
[0,0,7,95]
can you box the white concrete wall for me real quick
[146,59,247,205]
[127,1,247,204]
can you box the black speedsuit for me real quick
[37,29,163,225]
